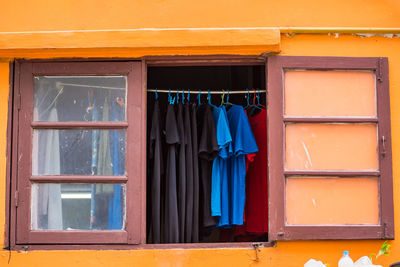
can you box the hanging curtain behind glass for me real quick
[89,93,124,230]
[32,106,63,230]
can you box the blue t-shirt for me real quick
[211,105,258,227]
[211,106,232,217]
[218,105,258,227]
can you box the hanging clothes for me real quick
[245,108,268,233]
[190,103,200,243]
[164,103,180,243]
[198,104,219,228]
[217,105,258,227]
[184,103,194,242]
[176,103,186,242]
[211,106,233,220]
[149,99,164,243]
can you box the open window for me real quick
[7,56,394,249]
[268,56,394,240]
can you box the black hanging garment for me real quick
[164,104,180,243]
[198,104,219,229]
[191,103,200,243]
[149,99,164,243]
[184,103,194,242]
[176,103,186,242]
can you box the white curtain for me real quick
[32,107,63,230]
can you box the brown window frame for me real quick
[10,61,144,246]
[6,55,394,250]
[267,56,394,240]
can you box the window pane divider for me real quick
[283,117,378,123]
[30,175,128,183]
[284,170,380,177]
[31,121,128,129]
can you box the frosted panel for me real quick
[285,123,378,170]
[286,177,379,225]
[285,70,376,117]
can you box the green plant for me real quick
[369,241,391,261]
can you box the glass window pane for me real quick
[32,129,126,175]
[285,123,378,170]
[284,70,376,117]
[31,183,126,230]
[34,76,126,122]
[285,177,379,225]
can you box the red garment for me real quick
[245,108,268,233]
[219,109,268,242]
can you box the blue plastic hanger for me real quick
[208,89,217,108]
[168,88,175,104]
[256,88,265,108]
[225,88,233,106]
[245,88,261,111]
[197,89,202,107]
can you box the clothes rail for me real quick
[54,82,267,94]
[57,83,125,90]
[147,89,266,94]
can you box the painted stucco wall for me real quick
[1,0,400,266]
[1,0,400,30]
[0,33,398,267]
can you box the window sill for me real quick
[11,241,275,251]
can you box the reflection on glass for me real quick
[31,183,126,230]
[34,76,126,122]
[32,129,126,175]
[285,177,379,225]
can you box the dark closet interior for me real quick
[146,65,268,243]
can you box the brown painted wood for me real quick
[9,61,21,249]
[4,61,14,249]
[16,62,34,244]
[273,56,379,70]
[11,241,275,251]
[267,56,285,241]
[14,61,143,246]
[18,55,263,65]
[31,121,128,129]
[32,61,134,76]
[125,61,143,244]
[275,226,385,240]
[140,59,147,244]
[17,58,142,63]
[28,231,128,244]
[376,58,394,239]
[30,175,128,183]
[144,55,266,66]
[284,170,380,177]
[268,55,394,241]
[283,117,378,123]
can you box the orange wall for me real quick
[1,0,400,31]
[0,34,398,267]
[0,2,400,265]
